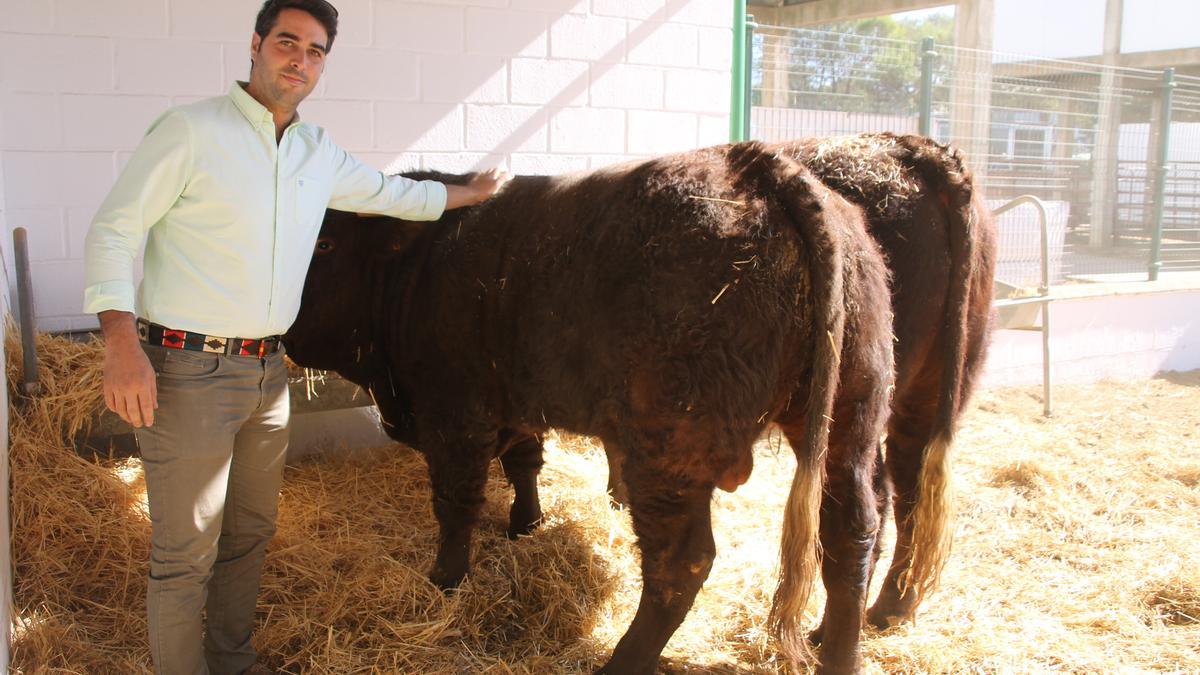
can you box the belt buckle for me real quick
[257,340,267,358]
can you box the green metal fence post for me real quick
[1148,67,1175,281]
[744,16,755,140]
[730,2,748,142]
[919,37,936,137]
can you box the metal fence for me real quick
[749,23,1200,286]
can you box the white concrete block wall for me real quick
[983,291,1200,387]
[0,143,11,670]
[0,0,734,332]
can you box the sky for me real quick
[895,0,1200,59]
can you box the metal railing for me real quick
[992,196,1052,416]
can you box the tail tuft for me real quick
[898,433,955,604]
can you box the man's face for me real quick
[248,8,328,111]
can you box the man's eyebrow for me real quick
[275,31,328,53]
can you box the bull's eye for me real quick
[315,238,335,253]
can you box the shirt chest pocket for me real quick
[295,176,329,224]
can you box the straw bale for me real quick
[7,328,150,672]
[8,329,1200,673]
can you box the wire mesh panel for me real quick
[1160,74,1200,271]
[750,22,1199,283]
[936,47,1165,283]
[751,25,925,140]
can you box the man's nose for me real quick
[291,53,314,73]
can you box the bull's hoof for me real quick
[594,659,654,675]
[428,568,466,591]
[865,603,911,631]
[596,639,660,674]
[865,583,919,630]
[506,512,543,540]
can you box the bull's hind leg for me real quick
[783,412,881,674]
[499,434,544,539]
[809,441,890,646]
[598,455,716,674]
[867,403,934,628]
[424,441,493,590]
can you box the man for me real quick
[83,1,509,672]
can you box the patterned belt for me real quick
[136,318,281,357]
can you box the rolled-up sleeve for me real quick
[83,110,193,314]
[326,145,447,221]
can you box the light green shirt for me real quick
[83,81,447,338]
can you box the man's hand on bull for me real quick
[444,167,512,210]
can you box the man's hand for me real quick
[468,167,512,200]
[98,310,158,428]
[445,167,512,210]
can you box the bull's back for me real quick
[775,134,995,396]
[415,148,822,435]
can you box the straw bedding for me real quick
[8,330,1199,673]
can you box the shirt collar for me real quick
[228,81,302,131]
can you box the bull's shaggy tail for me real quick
[731,142,845,666]
[890,135,979,607]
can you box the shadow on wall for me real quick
[314,1,693,173]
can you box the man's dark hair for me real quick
[254,0,339,52]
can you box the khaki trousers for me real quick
[135,344,290,675]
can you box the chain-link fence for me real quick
[749,23,1200,286]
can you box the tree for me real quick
[754,12,954,114]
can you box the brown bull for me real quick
[780,133,997,628]
[600,133,996,644]
[284,141,894,673]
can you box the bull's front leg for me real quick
[499,434,545,539]
[424,438,494,589]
